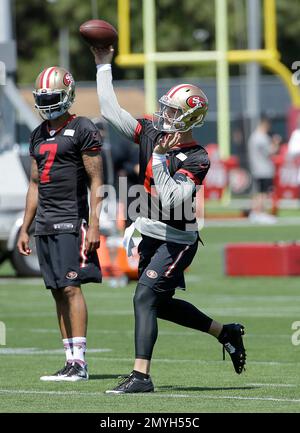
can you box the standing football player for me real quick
[92,47,246,394]
[17,67,103,382]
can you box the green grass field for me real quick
[0,225,300,413]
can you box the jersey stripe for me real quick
[177,168,201,185]
[171,141,198,150]
[83,146,101,152]
[80,221,88,268]
[144,156,154,194]
[165,245,190,277]
[134,122,142,144]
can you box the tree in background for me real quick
[14,0,300,84]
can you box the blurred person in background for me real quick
[92,118,114,187]
[287,113,300,192]
[288,114,300,155]
[110,130,139,228]
[247,115,280,224]
[93,118,139,228]
[17,67,103,382]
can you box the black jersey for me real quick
[30,115,102,235]
[134,119,210,231]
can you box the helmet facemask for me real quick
[33,89,71,120]
[153,103,186,132]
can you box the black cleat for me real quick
[60,362,89,382]
[218,323,246,374]
[105,372,154,394]
[40,363,73,381]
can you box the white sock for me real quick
[72,337,87,367]
[62,338,73,364]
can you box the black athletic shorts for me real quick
[138,234,198,293]
[254,177,273,193]
[35,221,102,290]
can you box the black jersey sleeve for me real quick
[134,118,164,145]
[29,125,40,158]
[133,120,143,144]
[29,133,34,157]
[176,148,210,185]
[77,117,102,152]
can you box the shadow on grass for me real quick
[157,385,258,392]
[89,374,125,380]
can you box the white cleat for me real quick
[40,363,72,381]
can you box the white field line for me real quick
[0,350,298,367]
[0,311,133,318]
[1,277,300,304]
[0,278,43,285]
[1,308,299,318]
[25,328,291,339]
[0,348,111,355]
[184,294,300,303]
[247,383,297,388]
[0,389,300,404]
[204,217,300,227]
[0,352,295,367]
[81,356,300,367]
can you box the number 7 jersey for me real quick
[29,115,102,235]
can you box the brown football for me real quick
[79,19,118,48]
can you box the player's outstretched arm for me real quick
[91,46,139,142]
[82,151,103,253]
[17,158,39,255]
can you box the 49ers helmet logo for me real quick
[186,95,206,108]
[63,73,73,86]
